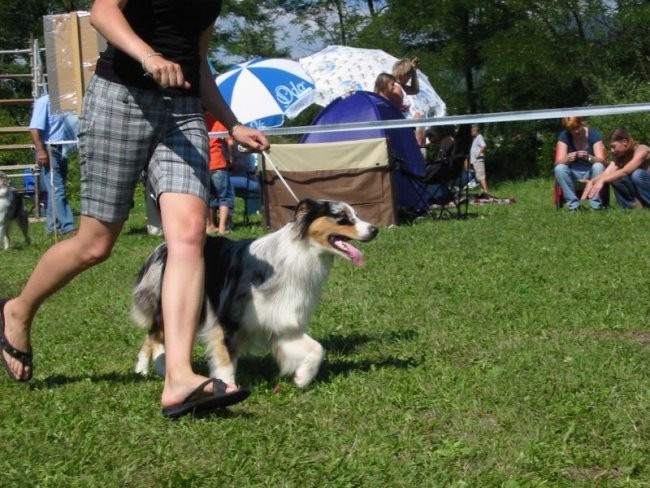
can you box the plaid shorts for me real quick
[78,76,209,222]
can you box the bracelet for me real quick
[140,52,162,72]
[228,122,243,137]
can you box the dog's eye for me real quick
[336,214,352,225]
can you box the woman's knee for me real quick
[554,164,569,177]
[591,162,606,176]
[631,169,649,186]
[79,240,114,267]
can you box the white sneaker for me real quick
[147,224,163,236]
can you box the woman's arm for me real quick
[90,0,189,89]
[606,145,649,181]
[402,58,420,95]
[555,140,591,164]
[554,141,569,164]
[198,30,269,152]
[591,140,607,163]
[583,145,650,199]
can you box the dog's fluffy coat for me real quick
[0,172,30,250]
[132,199,378,387]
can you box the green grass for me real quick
[1,178,649,487]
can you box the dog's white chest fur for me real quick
[242,231,333,342]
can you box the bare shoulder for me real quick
[637,144,650,157]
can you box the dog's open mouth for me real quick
[329,235,365,266]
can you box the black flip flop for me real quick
[162,378,250,419]
[0,299,33,382]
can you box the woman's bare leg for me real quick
[157,192,238,408]
[3,216,123,379]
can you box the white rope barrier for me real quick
[211,102,650,138]
[47,102,650,144]
[39,102,650,213]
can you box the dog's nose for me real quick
[369,226,379,238]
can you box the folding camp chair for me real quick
[230,150,261,224]
[553,177,610,210]
[396,125,472,220]
[396,152,469,219]
[19,167,46,218]
[232,173,260,224]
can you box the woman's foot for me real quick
[161,373,247,418]
[0,299,33,381]
[161,373,239,409]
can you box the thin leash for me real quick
[261,149,300,204]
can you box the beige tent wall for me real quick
[260,138,397,229]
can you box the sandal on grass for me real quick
[162,378,250,419]
[0,299,33,382]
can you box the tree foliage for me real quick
[1,0,648,179]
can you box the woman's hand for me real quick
[567,151,583,163]
[143,54,191,90]
[231,125,270,152]
[581,179,602,200]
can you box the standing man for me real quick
[29,94,77,236]
[469,123,492,198]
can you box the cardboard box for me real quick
[43,11,106,114]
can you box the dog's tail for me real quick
[130,243,168,330]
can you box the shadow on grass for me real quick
[236,330,420,387]
[27,330,419,391]
[320,330,419,354]
[28,371,152,390]
[316,356,418,383]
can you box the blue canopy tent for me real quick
[300,91,426,211]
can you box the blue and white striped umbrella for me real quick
[216,57,316,129]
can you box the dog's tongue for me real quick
[334,239,365,267]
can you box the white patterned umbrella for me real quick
[216,57,316,128]
[299,45,446,117]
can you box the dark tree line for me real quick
[1,0,648,177]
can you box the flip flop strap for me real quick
[184,378,228,403]
[0,334,32,365]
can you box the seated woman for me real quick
[373,72,404,111]
[422,125,465,205]
[554,116,607,211]
[582,127,650,208]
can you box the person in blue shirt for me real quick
[554,116,607,211]
[29,94,77,236]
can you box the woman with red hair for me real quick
[554,116,607,211]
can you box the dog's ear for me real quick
[294,198,317,216]
[293,199,328,238]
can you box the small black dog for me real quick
[0,172,31,250]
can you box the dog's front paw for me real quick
[134,360,149,376]
[292,354,323,388]
[293,372,315,388]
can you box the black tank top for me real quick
[95,0,222,96]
